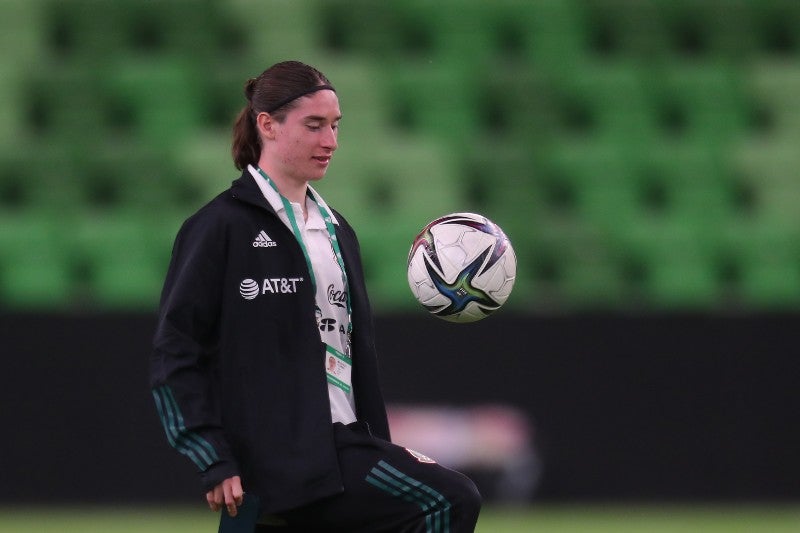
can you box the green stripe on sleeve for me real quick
[152,386,219,471]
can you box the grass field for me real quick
[1,504,798,532]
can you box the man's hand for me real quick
[206,475,244,517]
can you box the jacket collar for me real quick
[234,165,340,226]
[230,169,279,215]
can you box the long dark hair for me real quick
[231,61,333,170]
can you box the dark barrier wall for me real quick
[1,313,797,504]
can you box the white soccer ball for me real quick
[407,212,517,323]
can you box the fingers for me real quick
[231,476,244,507]
[207,476,244,517]
[206,486,222,512]
[223,476,243,517]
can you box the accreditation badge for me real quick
[325,344,352,393]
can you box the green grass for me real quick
[0,504,798,532]
[477,505,800,533]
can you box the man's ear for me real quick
[256,112,277,140]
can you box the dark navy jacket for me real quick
[150,170,390,513]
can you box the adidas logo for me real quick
[252,230,277,248]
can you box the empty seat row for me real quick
[317,0,800,64]
[0,213,178,309]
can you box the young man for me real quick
[151,61,481,532]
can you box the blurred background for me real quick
[1,0,799,530]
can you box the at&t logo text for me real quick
[239,277,303,299]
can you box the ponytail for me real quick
[231,78,260,170]
[231,104,260,171]
[231,62,335,170]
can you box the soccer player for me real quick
[150,60,481,532]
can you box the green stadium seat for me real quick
[319,134,464,229]
[78,145,211,213]
[23,63,108,142]
[228,0,320,63]
[72,213,175,309]
[653,0,760,60]
[551,62,656,145]
[460,142,538,217]
[1,144,206,216]
[106,58,205,145]
[0,214,73,308]
[0,145,89,213]
[719,220,800,308]
[0,0,44,145]
[360,222,417,311]
[523,0,585,68]
[475,64,557,144]
[0,0,43,59]
[531,224,626,309]
[644,63,749,144]
[578,0,668,59]
[648,258,722,308]
[746,64,800,136]
[738,258,800,308]
[325,59,389,133]
[42,0,129,56]
[176,133,242,205]
[747,0,800,57]
[619,215,722,308]
[0,63,18,146]
[733,141,800,225]
[543,139,640,229]
[637,144,733,223]
[127,0,227,58]
[380,61,480,146]
[41,0,231,58]
[398,0,507,62]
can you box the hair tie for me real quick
[244,78,257,101]
[266,84,336,113]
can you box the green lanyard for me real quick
[256,168,353,349]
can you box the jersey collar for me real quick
[247,164,338,225]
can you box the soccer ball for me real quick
[407,212,516,323]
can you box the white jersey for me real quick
[249,165,356,424]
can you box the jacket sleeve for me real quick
[150,209,239,492]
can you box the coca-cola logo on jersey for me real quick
[327,284,347,308]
